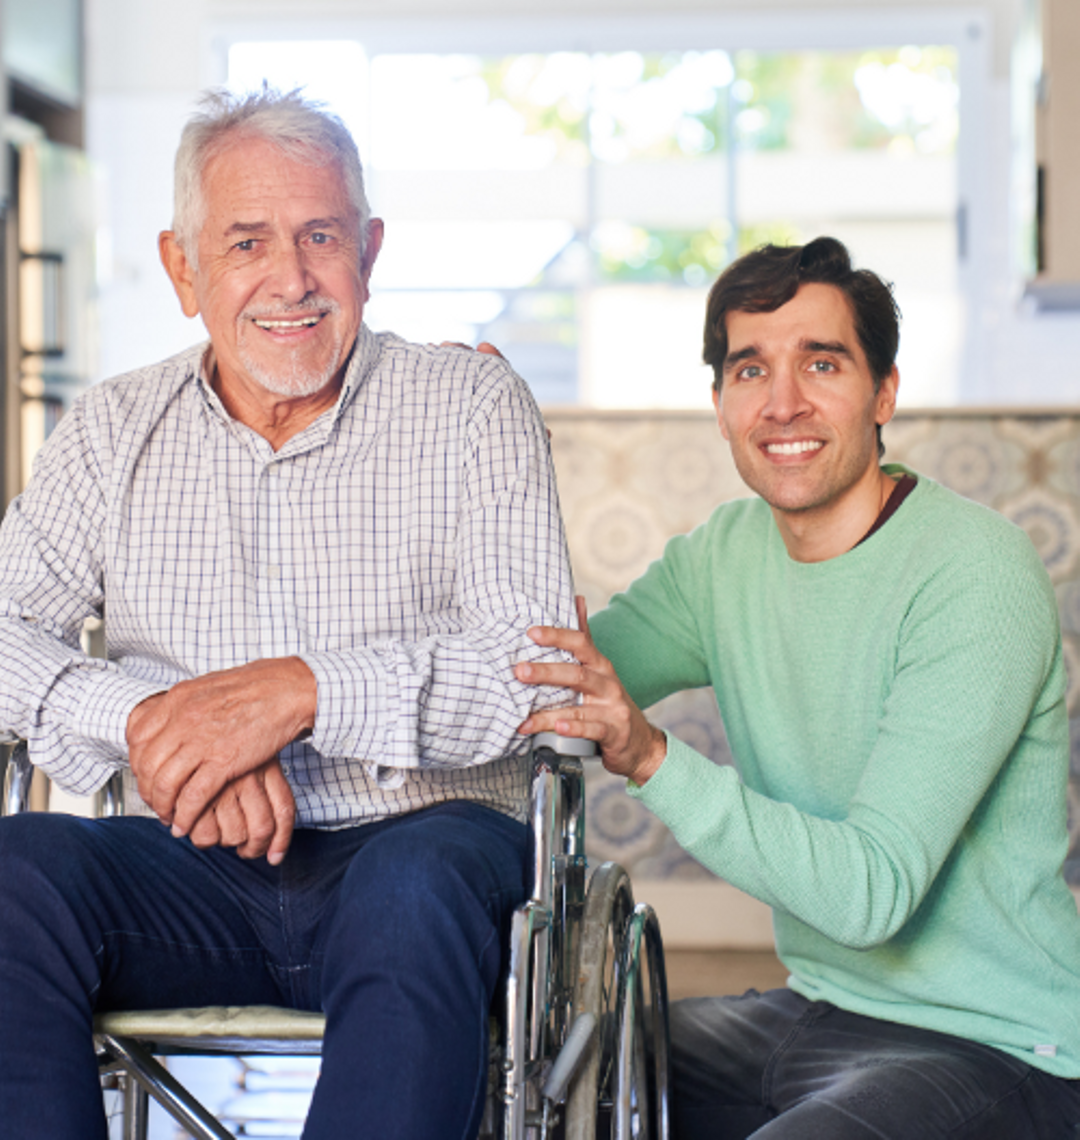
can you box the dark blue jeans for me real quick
[0,801,528,1140]
[671,988,1080,1139]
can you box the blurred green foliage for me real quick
[593,222,731,284]
[436,46,957,283]
[468,46,956,163]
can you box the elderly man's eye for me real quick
[234,239,256,253]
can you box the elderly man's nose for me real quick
[268,244,314,301]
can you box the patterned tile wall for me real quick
[545,410,1080,886]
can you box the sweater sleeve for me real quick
[590,529,714,707]
[625,520,1066,950]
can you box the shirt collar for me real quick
[193,324,381,430]
[332,324,381,422]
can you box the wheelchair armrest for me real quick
[2,732,595,821]
[531,731,597,760]
[525,731,594,909]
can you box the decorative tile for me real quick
[879,416,937,460]
[648,688,733,771]
[586,772,667,859]
[1000,491,1080,584]
[899,422,1025,505]
[1060,584,1080,643]
[998,415,1078,456]
[1051,436,1080,504]
[568,495,668,609]
[1063,635,1080,721]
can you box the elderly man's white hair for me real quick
[172,86,372,269]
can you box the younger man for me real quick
[517,237,1080,1138]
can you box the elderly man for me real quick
[518,238,1080,1138]
[0,89,575,1139]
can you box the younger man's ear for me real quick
[158,231,200,319]
[875,365,900,426]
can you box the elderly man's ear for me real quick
[159,231,201,319]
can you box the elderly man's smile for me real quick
[243,295,340,344]
[251,314,325,331]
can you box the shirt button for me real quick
[266,564,280,580]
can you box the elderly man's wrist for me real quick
[281,656,318,735]
[126,692,165,747]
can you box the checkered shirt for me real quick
[0,326,577,826]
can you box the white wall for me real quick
[83,0,1080,405]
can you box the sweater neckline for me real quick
[854,472,918,549]
[772,465,927,572]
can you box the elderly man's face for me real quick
[162,135,382,404]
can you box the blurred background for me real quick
[0,0,1075,485]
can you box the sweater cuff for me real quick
[627,730,737,837]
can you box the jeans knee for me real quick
[0,814,113,999]
[342,831,488,933]
[325,806,526,986]
[348,807,524,913]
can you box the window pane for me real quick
[362,53,590,399]
[228,41,370,148]
[228,41,961,409]
[730,48,960,407]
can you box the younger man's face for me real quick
[714,282,898,532]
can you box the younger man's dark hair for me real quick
[703,236,901,396]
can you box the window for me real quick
[227,21,973,408]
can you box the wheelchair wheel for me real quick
[612,901,670,1140]
[563,863,668,1140]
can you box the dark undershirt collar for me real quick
[854,473,918,549]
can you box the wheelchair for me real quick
[2,733,671,1139]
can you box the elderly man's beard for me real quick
[237,296,347,398]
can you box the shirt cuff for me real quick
[301,648,390,760]
[70,668,169,756]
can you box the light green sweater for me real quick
[591,469,1080,1077]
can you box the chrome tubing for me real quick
[2,742,33,816]
[503,900,548,1140]
[96,1034,233,1140]
[613,902,670,1140]
[527,756,558,1064]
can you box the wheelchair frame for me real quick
[2,734,670,1139]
